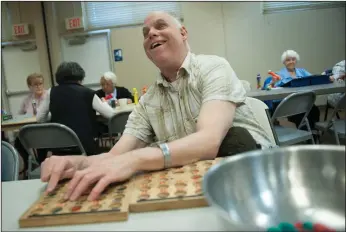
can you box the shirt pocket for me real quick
[145,102,175,142]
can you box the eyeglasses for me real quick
[31,83,43,87]
[285,58,296,62]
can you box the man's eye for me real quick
[157,24,167,30]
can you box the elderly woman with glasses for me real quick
[18,73,48,115]
[269,50,320,131]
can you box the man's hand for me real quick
[64,153,140,201]
[41,155,88,193]
[41,154,111,194]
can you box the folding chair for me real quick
[108,111,132,146]
[316,94,345,145]
[18,123,86,179]
[271,91,316,146]
[246,97,278,146]
[1,141,20,181]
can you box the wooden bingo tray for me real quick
[19,180,132,228]
[129,159,222,212]
[19,158,223,228]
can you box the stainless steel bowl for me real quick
[203,145,345,231]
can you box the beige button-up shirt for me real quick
[124,52,273,148]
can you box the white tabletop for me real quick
[1,179,231,231]
[247,82,345,101]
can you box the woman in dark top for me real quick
[37,62,114,156]
[95,71,134,104]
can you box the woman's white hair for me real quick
[281,50,300,63]
[102,71,117,86]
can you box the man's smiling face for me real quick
[142,12,187,69]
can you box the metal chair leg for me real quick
[332,123,341,145]
[304,118,315,144]
[324,104,330,121]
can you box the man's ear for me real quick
[180,26,188,41]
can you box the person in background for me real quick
[13,73,48,178]
[19,73,48,115]
[37,62,115,157]
[327,60,345,108]
[40,11,274,201]
[95,71,134,105]
[269,50,320,131]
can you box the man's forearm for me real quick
[109,134,148,156]
[133,131,221,172]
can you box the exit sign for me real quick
[12,24,30,36]
[65,17,84,30]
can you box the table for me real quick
[1,179,231,231]
[1,115,37,132]
[247,82,345,101]
[114,103,135,114]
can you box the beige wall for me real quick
[1,1,52,88]
[222,2,345,88]
[109,2,226,89]
[43,2,225,90]
[2,2,345,93]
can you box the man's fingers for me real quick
[61,167,75,180]
[69,171,104,201]
[88,176,113,201]
[65,169,87,200]
[41,157,56,182]
[46,160,68,192]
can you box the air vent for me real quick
[67,36,87,46]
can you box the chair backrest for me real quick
[246,97,277,145]
[1,141,19,181]
[240,80,251,92]
[18,123,86,155]
[271,91,316,124]
[334,93,346,112]
[326,93,346,127]
[108,111,132,136]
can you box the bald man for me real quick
[40,11,274,201]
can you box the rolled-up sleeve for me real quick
[123,100,154,144]
[201,58,246,105]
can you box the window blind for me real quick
[82,2,183,30]
[262,1,345,14]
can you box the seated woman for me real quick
[327,60,345,108]
[37,62,115,156]
[19,73,48,115]
[269,50,320,130]
[95,71,134,104]
[14,73,48,177]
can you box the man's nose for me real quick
[148,28,159,39]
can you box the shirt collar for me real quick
[156,52,192,87]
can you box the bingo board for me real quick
[19,180,132,228]
[19,158,223,228]
[129,159,223,212]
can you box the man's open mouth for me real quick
[150,41,165,50]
